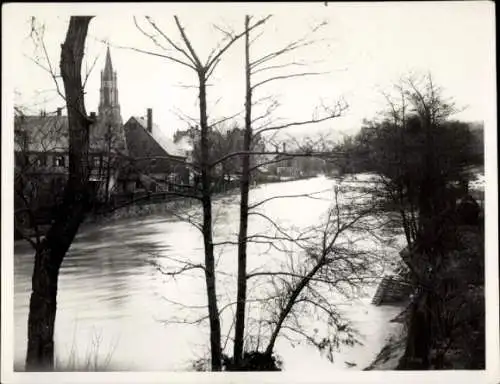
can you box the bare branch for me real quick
[251,72,326,90]
[174,16,203,68]
[251,61,307,76]
[82,50,101,89]
[205,15,272,72]
[253,101,348,137]
[144,16,199,69]
[105,39,196,70]
[248,189,331,210]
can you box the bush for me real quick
[222,352,283,371]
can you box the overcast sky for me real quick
[4,2,496,142]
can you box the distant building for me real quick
[122,109,189,193]
[14,47,126,205]
[269,143,301,179]
[14,46,188,227]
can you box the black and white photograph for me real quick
[1,2,498,383]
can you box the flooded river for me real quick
[14,176,403,371]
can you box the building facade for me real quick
[14,46,187,230]
[122,109,189,193]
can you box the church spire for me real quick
[103,45,114,79]
[98,45,121,121]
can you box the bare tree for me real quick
[130,15,270,370]
[125,15,347,370]
[234,182,393,366]
[25,16,94,370]
[231,15,347,368]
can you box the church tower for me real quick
[98,46,122,124]
[96,46,126,154]
[91,46,127,200]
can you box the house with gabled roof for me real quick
[122,108,189,193]
[15,47,128,206]
[14,46,189,229]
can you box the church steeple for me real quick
[103,46,114,79]
[99,45,120,119]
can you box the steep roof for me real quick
[128,116,185,158]
[14,115,127,154]
[15,115,68,153]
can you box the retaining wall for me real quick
[84,197,198,224]
[372,275,415,306]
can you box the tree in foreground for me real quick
[231,14,348,369]
[227,181,393,369]
[133,15,349,370]
[131,15,272,371]
[25,16,94,371]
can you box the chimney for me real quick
[147,108,153,133]
[57,107,62,116]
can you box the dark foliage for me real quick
[222,352,283,371]
[335,76,485,370]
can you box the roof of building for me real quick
[15,115,68,153]
[127,116,185,158]
[14,115,127,154]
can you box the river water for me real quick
[14,176,404,371]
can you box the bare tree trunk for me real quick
[265,263,323,356]
[233,15,252,368]
[199,73,222,371]
[399,291,431,369]
[105,125,112,205]
[25,16,93,371]
[131,15,275,370]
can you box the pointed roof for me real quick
[14,114,127,154]
[103,45,113,75]
[125,116,185,158]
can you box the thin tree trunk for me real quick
[402,103,440,370]
[399,291,431,369]
[399,207,413,248]
[25,16,93,371]
[233,15,252,368]
[265,262,323,356]
[199,73,222,371]
[105,125,112,204]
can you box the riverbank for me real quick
[84,175,321,225]
[364,310,407,370]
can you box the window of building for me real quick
[53,155,65,167]
[93,155,102,169]
[35,154,47,167]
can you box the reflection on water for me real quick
[14,177,403,371]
